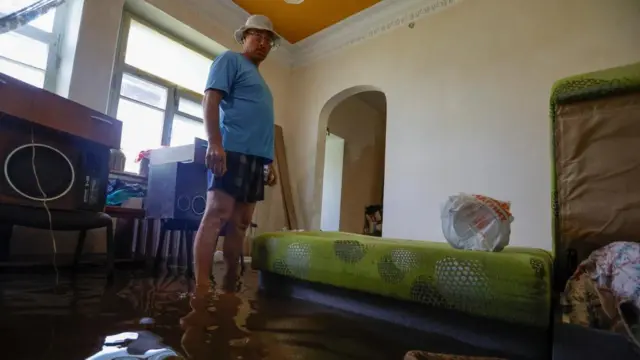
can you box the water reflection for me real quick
[114,268,193,327]
[0,264,483,360]
[180,288,266,359]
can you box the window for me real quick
[0,0,64,89]
[110,15,212,173]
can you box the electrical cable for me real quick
[31,127,59,286]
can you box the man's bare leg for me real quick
[222,201,256,291]
[193,190,235,288]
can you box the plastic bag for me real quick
[441,193,514,252]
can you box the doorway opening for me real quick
[321,133,345,231]
[319,90,387,235]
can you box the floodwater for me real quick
[0,263,498,360]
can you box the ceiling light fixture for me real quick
[284,0,304,4]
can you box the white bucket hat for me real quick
[234,15,281,47]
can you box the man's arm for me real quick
[202,51,236,145]
[202,89,223,146]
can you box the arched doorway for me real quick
[318,87,387,235]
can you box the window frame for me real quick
[108,12,212,147]
[0,2,67,91]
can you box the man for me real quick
[194,15,279,291]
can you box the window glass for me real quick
[30,10,56,32]
[0,32,49,69]
[178,97,203,118]
[170,114,206,147]
[125,20,211,93]
[114,17,216,173]
[0,57,45,87]
[0,1,61,90]
[120,73,168,109]
[116,98,165,173]
[0,1,57,32]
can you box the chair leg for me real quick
[155,221,167,269]
[0,224,13,262]
[106,223,115,275]
[73,230,87,270]
[178,230,186,270]
[131,219,140,260]
[186,230,194,278]
[144,219,156,268]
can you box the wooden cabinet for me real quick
[0,72,122,149]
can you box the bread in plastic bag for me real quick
[441,193,514,252]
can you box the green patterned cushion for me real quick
[252,231,552,327]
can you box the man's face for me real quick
[243,29,274,62]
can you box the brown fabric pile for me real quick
[561,242,640,349]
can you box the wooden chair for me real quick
[0,203,114,273]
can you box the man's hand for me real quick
[206,142,226,176]
[265,163,277,187]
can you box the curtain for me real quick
[0,0,65,35]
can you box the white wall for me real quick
[286,0,640,250]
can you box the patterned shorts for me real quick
[207,151,267,203]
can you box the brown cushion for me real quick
[0,204,112,231]
[555,93,640,265]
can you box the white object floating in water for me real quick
[213,250,224,263]
[139,317,155,325]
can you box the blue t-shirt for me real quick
[204,51,274,161]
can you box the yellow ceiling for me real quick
[233,0,382,44]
